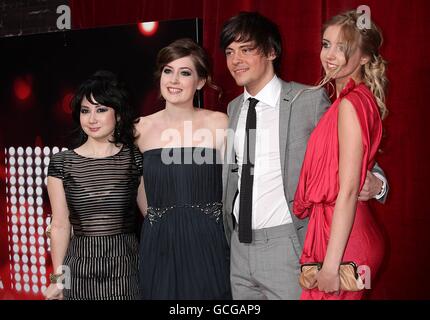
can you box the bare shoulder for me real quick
[339,97,354,108]
[135,112,165,152]
[135,116,150,133]
[338,98,357,117]
[198,109,228,129]
[135,111,163,133]
[338,98,361,132]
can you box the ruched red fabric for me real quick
[294,79,385,300]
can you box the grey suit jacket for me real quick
[222,79,389,248]
[222,80,330,247]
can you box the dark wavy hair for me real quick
[220,11,283,74]
[70,70,136,148]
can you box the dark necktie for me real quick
[238,97,258,243]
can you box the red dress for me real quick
[293,79,385,300]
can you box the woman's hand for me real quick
[316,266,340,294]
[43,283,64,300]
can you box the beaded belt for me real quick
[146,202,223,225]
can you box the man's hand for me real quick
[358,170,383,201]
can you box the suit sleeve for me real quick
[227,101,234,117]
[314,88,331,126]
[371,162,389,203]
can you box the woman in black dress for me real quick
[43,71,142,300]
[135,38,231,299]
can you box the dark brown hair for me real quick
[155,38,219,93]
[220,12,283,74]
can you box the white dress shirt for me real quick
[233,75,293,229]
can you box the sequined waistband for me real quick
[146,202,223,225]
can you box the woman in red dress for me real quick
[293,11,388,299]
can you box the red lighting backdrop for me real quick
[0,18,201,300]
[69,0,430,300]
[1,0,429,300]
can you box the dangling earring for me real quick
[80,128,88,139]
[114,125,120,140]
[361,57,369,65]
[79,128,88,145]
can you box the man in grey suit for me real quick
[220,12,388,300]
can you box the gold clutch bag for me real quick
[299,261,365,291]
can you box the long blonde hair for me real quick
[320,10,389,119]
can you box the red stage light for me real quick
[34,136,44,148]
[138,21,159,36]
[5,146,53,298]
[61,92,74,114]
[0,165,5,180]
[13,76,32,101]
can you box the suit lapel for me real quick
[279,81,294,185]
[226,95,243,164]
[222,95,243,195]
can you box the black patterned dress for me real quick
[48,145,142,300]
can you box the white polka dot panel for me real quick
[5,146,66,295]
